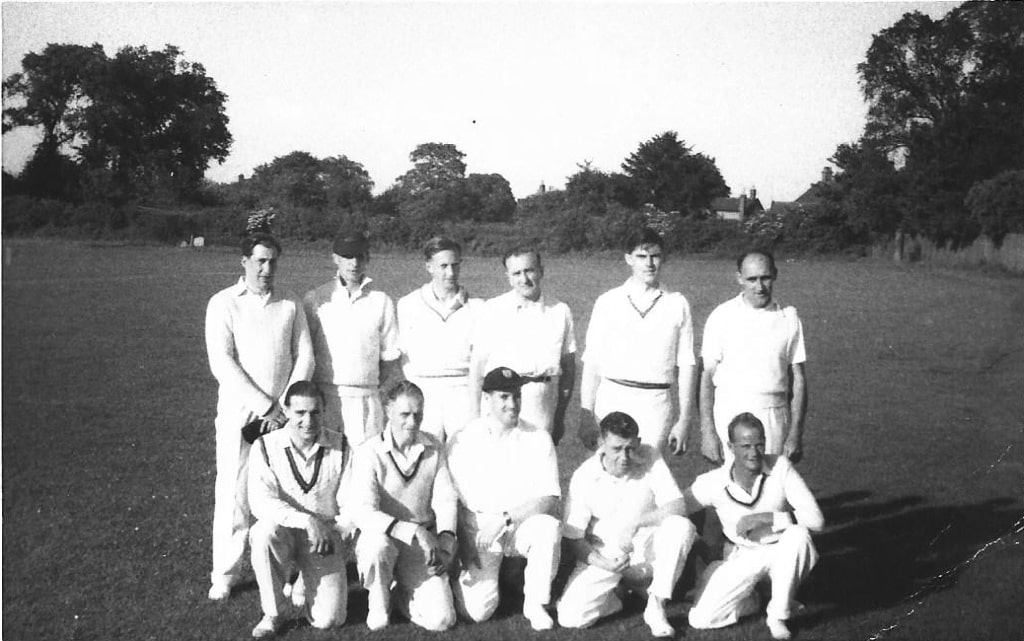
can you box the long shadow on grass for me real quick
[799,492,1022,624]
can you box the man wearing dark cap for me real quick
[205,233,315,601]
[445,367,562,630]
[304,229,401,446]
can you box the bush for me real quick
[1,196,73,232]
[966,169,1024,245]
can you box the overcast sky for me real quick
[2,1,956,203]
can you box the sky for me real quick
[2,1,957,204]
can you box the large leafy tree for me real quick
[621,131,728,216]
[858,1,1024,245]
[250,151,373,210]
[396,142,467,195]
[389,142,516,224]
[565,161,639,213]
[2,43,106,199]
[829,140,905,239]
[464,173,515,222]
[4,43,232,202]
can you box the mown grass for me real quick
[2,239,1022,641]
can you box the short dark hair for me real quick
[736,249,777,277]
[284,380,324,407]
[624,227,664,254]
[423,236,462,261]
[502,246,542,270]
[241,232,282,257]
[600,411,640,440]
[385,380,425,406]
[727,412,766,443]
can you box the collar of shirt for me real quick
[734,293,781,313]
[724,460,772,504]
[334,275,374,302]
[512,292,545,312]
[232,277,274,305]
[421,283,468,317]
[381,428,425,475]
[286,439,324,465]
[623,278,664,305]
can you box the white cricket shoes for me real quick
[251,615,281,638]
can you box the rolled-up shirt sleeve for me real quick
[562,471,592,540]
[782,460,824,532]
[432,451,458,535]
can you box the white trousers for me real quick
[250,521,350,628]
[713,395,789,463]
[688,526,818,629]
[408,375,472,441]
[320,383,384,446]
[356,531,456,631]
[595,381,673,451]
[453,513,562,622]
[557,515,697,628]
[211,407,254,586]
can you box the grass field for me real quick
[3,239,1022,641]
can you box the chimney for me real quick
[738,193,748,215]
[238,174,245,183]
[822,167,833,184]
[749,187,757,201]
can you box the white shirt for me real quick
[583,280,695,385]
[702,295,806,398]
[205,278,314,416]
[398,284,483,378]
[688,455,823,549]
[446,416,561,515]
[475,291,576,378]
[248,428,355,530]
[304,277,400,388]
[564,445,682,554]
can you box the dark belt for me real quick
[521,375,553,384]
[606,377,670,390]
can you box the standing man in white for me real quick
[557,411,698,637]
[578,228,696,453]
[248,381,356,638]
[469,247,576,444]
[397,236,482,441]
[700,250,807,464]
[685,413,824,640]
[447,367,562,630]
[205,232,314,601]
[305,228,401,445]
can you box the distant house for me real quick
[711,188,764,222]
[769,167,835,215]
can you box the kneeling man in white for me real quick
[558,411,697,637]
[447,367,562,630]
[352,381,458,631]
[684,412,824,640]
[247,381,356,638]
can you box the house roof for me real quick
[711,197,764,213]
[768,201,802,215]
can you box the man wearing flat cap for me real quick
[304,228,401,446]
[445,367,562,630]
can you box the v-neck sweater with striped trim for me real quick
[249,428,355,530]
[351,430,457,544]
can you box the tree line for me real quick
[4,1,1022,256]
